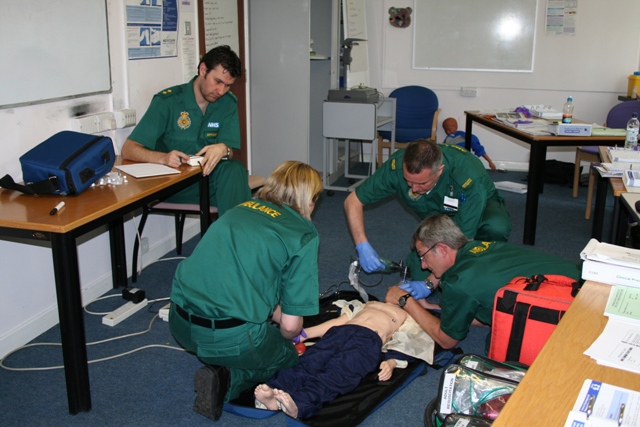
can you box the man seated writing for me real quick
[254,300,433,419]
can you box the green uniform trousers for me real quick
[168,158,251,216]
[169,304,299,401]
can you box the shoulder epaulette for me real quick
[156,84,184,98]
[442,143,468,153]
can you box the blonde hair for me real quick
[256,161,323,219]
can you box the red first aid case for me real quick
[488,274,581,366]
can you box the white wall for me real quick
[0,0,200,358]
[366,0,640,170]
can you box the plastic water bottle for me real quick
[562,96,574,124]
[625,112,640,150]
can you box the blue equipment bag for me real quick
[0,131,115,196]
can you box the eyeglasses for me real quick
[418,243,438,261]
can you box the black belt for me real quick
[175,304,246,329]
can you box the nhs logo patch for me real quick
[207,122,220,128]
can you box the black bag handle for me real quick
[523,274,582,297]
[0,174,60,195]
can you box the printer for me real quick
[328,86,379,104]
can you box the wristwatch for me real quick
[425,279,436,292]
[398,293,411,308]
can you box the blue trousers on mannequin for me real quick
[266,325,382,419]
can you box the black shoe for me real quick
[193,365,230,421]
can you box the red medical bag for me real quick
[488,274,581,366]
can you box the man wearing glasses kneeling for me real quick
[386,214,581,350]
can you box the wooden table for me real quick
[492,281,640,426]
[0,158,209,414]
[464,112,625,245]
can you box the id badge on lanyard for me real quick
[444,195,459,212]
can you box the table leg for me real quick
[591,173,608,241]
[464,116,473,151]
[199,174,211,236]
[615,196,627,245]
[51,233,91,414]
[109,217,127,288]
[523,143,547,245]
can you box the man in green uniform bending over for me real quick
[386,214,581,350]
[122,45,250,215]
[345,139,511,283]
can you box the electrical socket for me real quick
[70,112,115,134]
[113,109,137,128]
[96,113,116,132]
[141,237,149,255]
[102,299,148,326]
[71,114,100,134]
[461,87,477,97]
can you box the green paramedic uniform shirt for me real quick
[355,144,505,240]
[439,240,582,341]
[128,76,241,204]
[171,199,320,322]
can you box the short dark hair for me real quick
[402,139,442,175]
[198,45,242,78]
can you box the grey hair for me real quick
[402,139,443,175]
[412,214,471,250]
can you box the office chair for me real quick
[377,86,440,168]
[131,174,266,282]
[577,100,640,219]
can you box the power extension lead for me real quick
[102,299,148,327]
[159,303,171,322]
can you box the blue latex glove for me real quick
[399,280,433,300]
[293,328,307,344]
[355,242,384,273]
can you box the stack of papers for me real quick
[492,117,552,136]
[564,379,640,426]
[624,170,640,192]
[584,286,640,375]
[591,127,627,137]
[580,239,640,288]
[499,117,549,129]
[115,163,180,178]
[595,163,624,178]
[607,147,640,163]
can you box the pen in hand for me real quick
[50,202,65,215]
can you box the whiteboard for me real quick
[413,0,537,72]
[201,0,240,54]
[0,0,111,108]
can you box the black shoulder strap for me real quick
[0,174,60,195]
